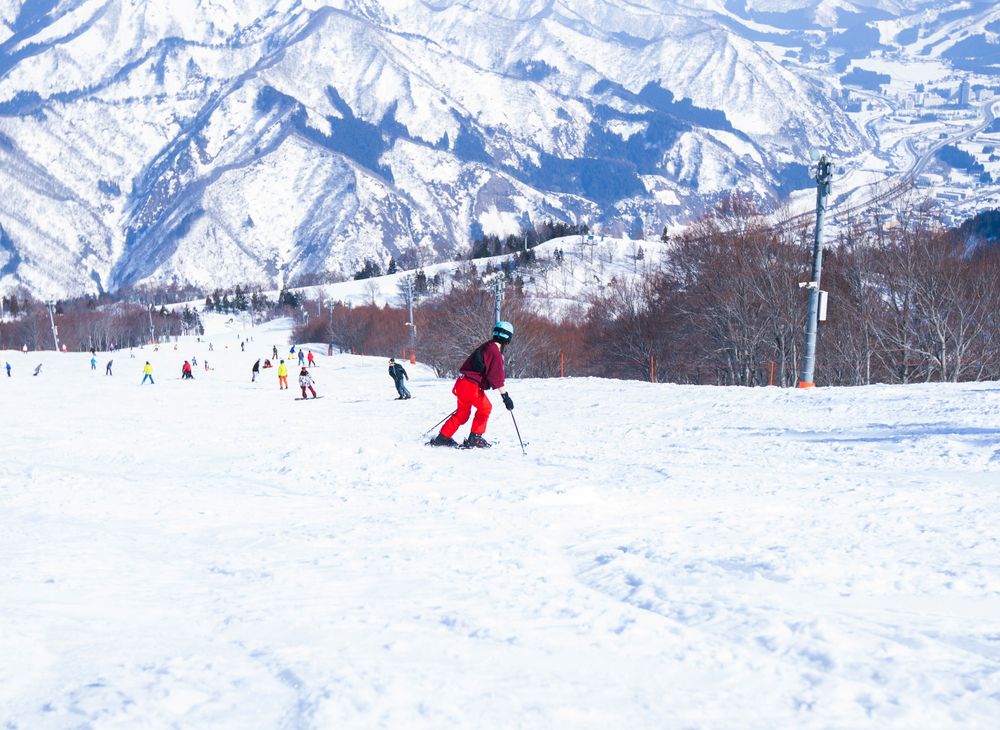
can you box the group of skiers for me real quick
[9,320,517,449]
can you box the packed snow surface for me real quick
[2,316,1000,728]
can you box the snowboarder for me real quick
[388,358,411,399]
[252,358,260,382]
[90,356,97,371]
[141,361,154,384]
[430,321,515,448]
[272,345,278,360]
[277,360,288,389]
[33,363,42,376]
[181,360,194,380]
[105,360,113,376]
[298,367,317,399]
[307,351,316,367]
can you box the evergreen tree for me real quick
[387,257,397,275]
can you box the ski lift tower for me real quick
[798,155,833,388]
[47,300,60,351]
[404,276,417,361]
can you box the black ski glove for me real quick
[502,392,514,411]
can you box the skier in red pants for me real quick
[431,321,514,448]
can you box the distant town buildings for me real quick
[958,79,971,107]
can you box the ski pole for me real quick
[510,410,526,455]
[424,410,456,437]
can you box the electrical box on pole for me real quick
[818,290,829,322]
[797,156,832,388]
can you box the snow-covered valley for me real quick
[2,315,999,728]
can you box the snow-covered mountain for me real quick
[0,0,992,296]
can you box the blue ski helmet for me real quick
[492,320,514,343]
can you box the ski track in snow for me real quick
[1,316,999,728]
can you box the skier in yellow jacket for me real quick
[277,360,288,390]
[141,361,154,385]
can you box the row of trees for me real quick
[0,298,202,352]
[294,198,1000,386]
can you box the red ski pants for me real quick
[441,377,492,438]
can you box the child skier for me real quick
[277,360,288,389]
[431,321,514,448]
[141,361,154,384]
[298,367,317,399]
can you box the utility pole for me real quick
[492,275,506,323]
[798,155,833,388]
[47,300,59,351]
[148,304,155,345]
[404,276,416,354]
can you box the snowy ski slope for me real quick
[1,315,999,728]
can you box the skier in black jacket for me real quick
[388,358,411,399]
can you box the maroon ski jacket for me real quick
[459,341,506,390]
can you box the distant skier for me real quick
[277,360,288,390]
[298,349,305,366]
[33,363,42,376]
[181,360,194,380]
[272,345,278,360]
[298,367,317,399]
[90,356,97,371]
[252,358,261,382]
[5,361,10,377]
[105,360,113,376]
[241,341,245,352]
[430,321,514,449]
[142,361,154,384]
[307,350,316,367]
[388,358,411,400]
[191,356,197,366]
